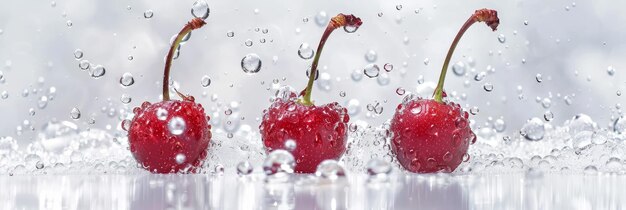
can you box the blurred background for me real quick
[0,0,624,147]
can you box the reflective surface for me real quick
[2,173,624,210]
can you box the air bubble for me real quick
[520,117,545,141]
[175,153,186,164]
[191,0,210,19]
[297,43,314,60]
[483,83,494,92]
[364,50,377,62]
[237,161,253,175]
[168,117,186,135]
[383,63,393,72]
[201,75,211,87]
[119,72,134,87]
[497,34,506,43]
[144,10,154,19]
[91,65,106,78]
[70,108,81,119]
[241,53,262,74]
[74,49,83,59]
[452,61,466,76]
[363,64,380,78]
[315,160,346,181]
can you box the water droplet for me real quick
[168,117,186,135]
[315,11,328,27]
[226,31,234,37]
[410,106,422,114]
[237,161,253,175]
[364,50,377,62]
[470,106,479,115]
[191,0,210,19]
[297,43,314,59]
[35,161,44,169]
[79,60,90,70]
[175,153,186,164]
[474,72,486,81]
[544,111,554,121]
[520,117,545,141]
[263,150,295,182]
[383,63,393,72]
[396,4,403,10]
[363,64,380,78]
[607,66,616,76]
[497,34,506,43]
[452,61,466,76]
[244,39,253,47]
[70,107,81,119]
[74,49,83,59]
[315,160,346,181]
[366,159,392,182]
[91,65,106,78]
[343,25,359,33]
[201,75,211,87]
[241,53,262,74]
[483,83,494,92]
[156,108,168,120]
[119,72,134,87]
[120,94,132,104]
[284,139,296,151]
[396,87,406,95]
[144,10,154,19]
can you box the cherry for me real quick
[260,14,362,173]
[389,9,500,173]
[126,18,211,173]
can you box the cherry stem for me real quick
[299,14,362,106]
[162,18,206,101]
[433,9,500,103]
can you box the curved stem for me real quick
[298,14,362,106]
[433,9,500,103]
[163,18,206,101]
[300,27,334,106]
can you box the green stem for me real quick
[300,26,335,106]
[163,18,206,101]
[433,18,476,103]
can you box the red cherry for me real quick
[390,99,475,173]
[126,18,211,173]
[390,9,499,173]
[128,99,211,173]
[260,13,362,173]
[260,98,349,173]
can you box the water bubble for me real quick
[423,58,430,65]
[363,64,380,78]
[74,49,83,59]
[168,117,186,135]
[35,161,44,169]
[156,108,168,120]
[536,74,543,83]
[377,72,390,86]
[383,63,393,72]
[520,117,545,141]
[364,50,377,62]
[144,10,154,19]
[569,114,596,134]
[396,4,403,10]
[70,107,81,119]
[583,165,598,175]
[241,53,262,74]
[119,72,134,87]
[470,106,479,115]
[244,39,253,47]
[377,12,383,17]
[339,91,346,97]
[305,67,319,80]
[452,61,466,76]
[483,83,494,92]
[191,0,210,19]
[1,91,8,100]
[284,139,296,151]
[544,111,554,121]
[524,20,529,25]
[343,25,358,33]
[315,160,346,181]
[614,116,626,134]
[366,159,392,182]
[79,60,90,70]
[66,20,73,27]
[226,31,234,37]
[91,65,106,78]
[607,66,616,76]
[201,75,211,87]
[474,72,486,81]
[497,34,506,43]
[263,150,295,182]
[175,153,186,164]
[120,94,132,104]
[315,11,328,27]
[351,69,362,81]
[396,87,405,95]
[297,43,314,59]
[237,161,253,175]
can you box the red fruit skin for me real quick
[389,99,475,173]
[260,98,350,173]
[128,99,211,173]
